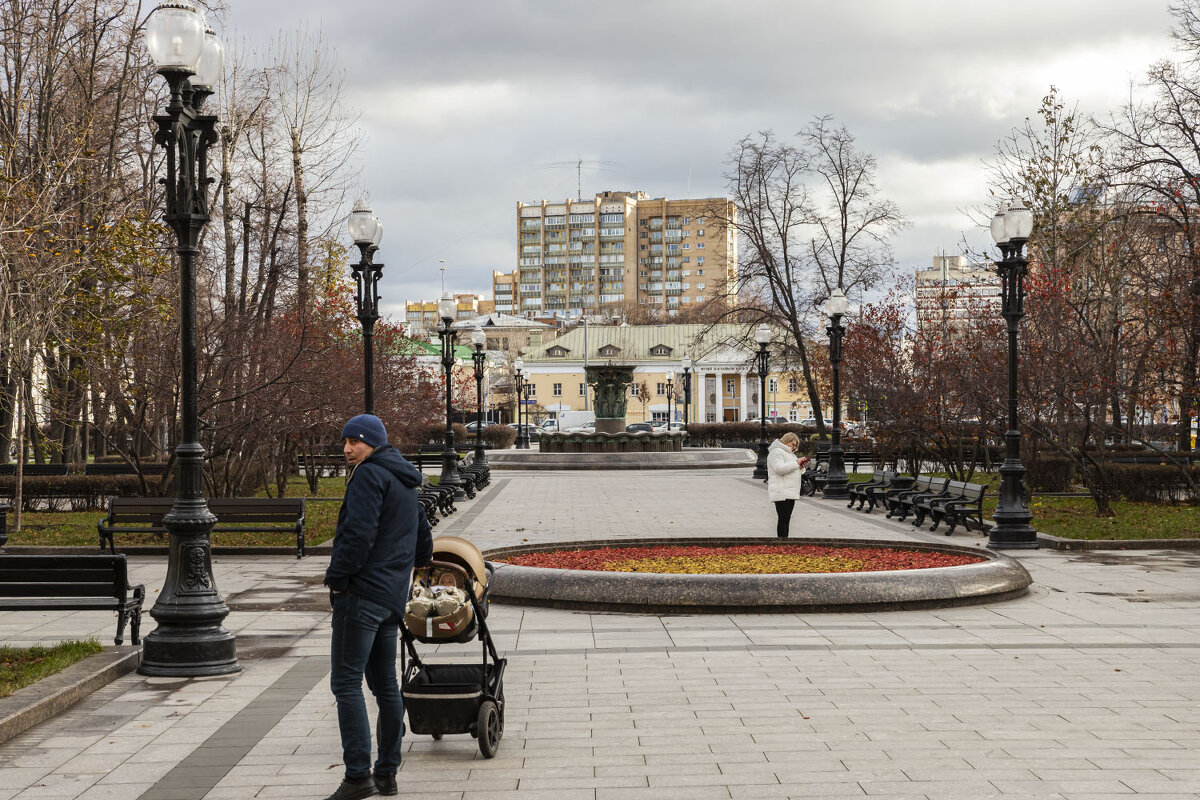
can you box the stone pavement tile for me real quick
[463,791,592,800]
[596,788,730,800]
[72,784,155,800]
[990,779,1137,794]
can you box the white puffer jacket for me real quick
[766,439,805,502]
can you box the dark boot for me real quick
[373,772,397,796]
[321,776,376,800]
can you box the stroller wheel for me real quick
[477,699,501,758]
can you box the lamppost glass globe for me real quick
[145,1,205,71]
[347,198,379,246]
[471,326,486,349]
[191,24,224,89]
[438,293,456,324]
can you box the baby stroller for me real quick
[401,536,507,757]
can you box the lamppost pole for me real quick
[513,358,529,449]
[139,1,237,677]
[470,326,488,467]
[989,201,1038,549]
[822,289,851,500]
[681,356,692,435]
[437,294,466,500]
[347,199,383,413]
[665,370,675,427]
[752,323,771,480]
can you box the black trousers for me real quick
[774,498,795,538]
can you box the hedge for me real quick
[1103,464,1200,503]
[1025,457,1075,493]
[0,475,155,511]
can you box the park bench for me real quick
[97,497,307,558]
[847,470,891,510]
[913,480,966,529]
[83,462,167,476]
[0,554,145,645]
[801,452,830,496]
[889,476,947,522]
[884,475,932,519]
[862,473,913,514]
[933,482,988,535]
[296,453,344,478]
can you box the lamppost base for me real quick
[987,521,1039,550]
[139,625,240,677]
[821,482,850,500]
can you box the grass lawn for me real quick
[0,640,103,698]
[4,476,344,549]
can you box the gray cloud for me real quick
[221,0,1177,307]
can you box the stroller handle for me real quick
[415,560,473,587]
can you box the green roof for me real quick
[524,323,758,362]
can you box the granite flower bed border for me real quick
[484,537,1032,614]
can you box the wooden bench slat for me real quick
[97,497,307,558]
[0,583,121,598]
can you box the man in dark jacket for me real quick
[322,414,432,800]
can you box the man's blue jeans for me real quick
[330,592,403,779]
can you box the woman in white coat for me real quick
[766,432,809,538]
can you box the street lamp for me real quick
[470,326,488,467]
[989,200,1038,549]
[665,370,675,426]
[513,358,529,449]
[139,1,238,677]
[752,323,771,480]
[681,356,692,434]
[821,288,851,499]
[437,293,466,500]
[347,198,383,413]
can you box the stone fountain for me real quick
[539,363,683,453]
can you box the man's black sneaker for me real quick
[373,772,398,796]
[320,776,376,800]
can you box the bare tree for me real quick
[717,120,906,437]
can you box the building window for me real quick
[768,378,778,393]
[527,383,536,397]
[553,382,562,396]
[630,383,640,397]
[656,382,667,395]
[788,377,798,393]
[696,258,705,266]
[697,228,705,236]
[789,409,798,421]
[706,412,716,422]
[726,379,736,394]
[579,382,586,396]
[697,242,705,249]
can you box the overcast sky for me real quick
[223,0,1177,318]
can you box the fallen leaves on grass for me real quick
[498,544,983,574]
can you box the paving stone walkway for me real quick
[1,469,1198,799]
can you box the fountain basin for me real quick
[485,537,1031,613]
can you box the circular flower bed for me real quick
[496,544,984,575]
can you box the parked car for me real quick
[626,422,654,432]
[464,420,496,433]
[507,422,540,442]
[539,419,560,432]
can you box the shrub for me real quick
[1104,464,1200,503]
[0,475,156,511]
[1026,457,1075,492]
[482,425,516,449]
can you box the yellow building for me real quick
[519,323,815,424]
[514,190,738,319]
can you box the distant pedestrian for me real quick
[766,432,809,538]
[323,414,432,800]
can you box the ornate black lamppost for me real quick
[347,199,383,413]
[470,326,488,467]
[437,294,467,500]
[681,356,692,433]
[665,370,675,426]
[513,358,529,449]
[139,1,237,677]
[989,201,1038,549]
[752,323,771,480]
[821,289,851,499]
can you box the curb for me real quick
[1035,532,1200,551]
[0,647,141,746]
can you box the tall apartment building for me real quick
[492,271,517,315]
[914,254,1002,337]
[505,190,738,318]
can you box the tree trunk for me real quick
[290,126,309,314]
